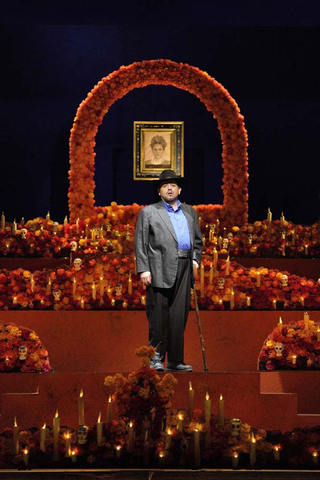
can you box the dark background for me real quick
[1,22,320,225]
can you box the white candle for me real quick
[128,272,132,295]
[232,452,239,468]
[71,450,77,462]
[115,445,122,458]
[292,355,297,365]
[209,262,213,284]
[72,277,77,300]
[76,218,79,234]
[188,382,194,417]
[225,256,230,276]
[165,428,172,450]
[80,296,85,309]
[246,297,251,307]
[250,433,256,466]
[273,299,277,309]
[213,248,218,268]
[273,446,280,461]
[267,208,272,222]
[304,312,309,330]
[46,211,50,222]
[205,392,211,425]
[22,448,29,466]
[304,244,309,255]
[12,219,17,235]
[127,421,134,453]
[53,410,60,461]
[47,278,52,295]
[257,271,261,287]
[78,389,85,425]
[312,452,319,466]
[13,417,19,454]
[97,412,103,446]
[106,395,113,423]
[12,296,17,305]
[230,288,235,310]
[64,215,68,226]
[99,276,104,300]
[64,431,71,457]
[177,414,183,433]
[300,297,305,307]
[40,423,46,452]
[194,428,201,468]
[278,317,283,331]
[92,283,96,300]
[218,394,225,426]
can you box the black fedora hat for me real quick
[154,169,185,188]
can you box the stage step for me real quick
[0,372,297,432]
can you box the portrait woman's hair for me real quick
[150,135,167,150]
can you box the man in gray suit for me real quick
[134,170,203,372]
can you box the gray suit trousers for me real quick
[146,257,191,365]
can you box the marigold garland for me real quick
[69,59,248,225]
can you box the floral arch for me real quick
[68,59,248,225]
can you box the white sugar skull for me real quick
[20,228,28,239]
[227,232,233,241]
[247,234,253,244]
[281,274,288,287]
[53,289,62,302]
[231,418,242,437]
[77,425,89,444]
[19,345,28,361]
[70,241,78,252]
[52,222,59,233]
[275,342,284,357]
[74,258,82,271]
[94,228,100,236]
[222,238,229,249]
[29,224,36,232]
[218,278,225,289]
[115,283,122,296]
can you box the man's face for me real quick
[159,182,181,204]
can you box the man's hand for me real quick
[140,271,152,286]
[193,260,199,279]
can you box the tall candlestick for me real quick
[304,312,309,330]
[72,277,77,300]
[1,212,5,231]
[92,283,96,300]
[200,263,205,297]
[280,212,285,226]
[76,218,79,234]
[250,432,256,466]
[218,394,225,426]
[165,428,172,450]
[278,317,283,331]
[205,391,211,425]
[127,421,134,453]
[177,414,183,433]
[64,215,68,226]
[12,417,19,454]
[273,299,277,309]
[188,381,195,417]
[97,412,103,446]
[317,325,320,341]
[47,278,52,295]
[53,410,60,461]
[40,423,46,452]
[193,428,201,468]
[213,248,218,268]
[78,389,85,425]
[80,296,85,309]
[46,211,50,223]
[267,207,272,222]
[128,272,132,295]
[257,271,261,287]
[230,288,235,310]
[304,244,309,255]
[64,430,71,457]
[12,219,17,235]
[225,256,230,276]
[106,395,113,423]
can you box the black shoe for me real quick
[150,353,164,372]
[166,362,193,372]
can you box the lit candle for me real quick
[232,452,239,468]
[282,245,286,256]
[64,430,71,457]
[80,296,85,309]
[200,263,205,297]
[22,447,29,466]
[159,450,165,466]
[188,381,195,417]
[250,432,256,466]
[47,278,52,295]
[92,282,96,300]
[64,215,68,226]
[267,207,272,222]
[97,412,103,446]
[111,298,115,307]
[106,395,113,423]
[273,299,277,309]
[30,274,35,293]
[78,389,85,425]
[278,317,283,331]
[12,296,17,305]
[317,326,320,341]
[300,297,305,307]
[12,219,17,235]
[141,296,146,305]
[1,212,5,231]
[312,452,319,466]
[46,211,50,223]
[127,421,134,453]
[213,248,218,268]
[71,450,77,462]
[209,262,213,284]
[76,218,79,234]
[5,356,9,366]
[134,255,137,275]
[304,244,309,255]
[246,297,251,307]
[273,445,280,461]
[202,234,206,247]
[91,229,95,241]
[72,277,77,300]
[165,428,172,450]
[225,256,230,276]
[257,271,261,287]
[53,410,60,461]
[115,445,122,458]
[40,423,46,452]
[230,288,235,310]
[128,272,132,295]
[218,394,225,426]
[304,311,309,330]
[292,355,297,365]
[193,428,201,468]
[13,417,19,454]
[218,235,222,249]
[205,391,211,426]
[177,414,183,433]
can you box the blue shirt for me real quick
[162,200,191,251]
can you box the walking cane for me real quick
[193,286,209,372]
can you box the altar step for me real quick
[0,371,305,433]
[1,311,319,373]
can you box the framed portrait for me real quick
[133,121,184,180]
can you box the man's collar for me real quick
[162,199,181,212]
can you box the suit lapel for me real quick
[156,201,178,243]
[181,204,194,249]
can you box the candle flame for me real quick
[167,428,172,436]
[71,450,76,456]
[292,355,297,359]
[178,414,183,421]
[100,276,103,281]
[279,317,282,324]
[55,409,59,418]
[97,412,101,423]
[251,433,256,443]
[23,448,28,454]
[233,452,239,458]
[317,326,320,332]
[159,451,165,458]
[116,445,122,451]
[312,451,318,457]
[80,388,83,397]
[220,394,223,401]
[189,381,193,390]
[42,423,46,429]
[14,417,17,427]
[206,392,210,401]
[129,421,133,428]
[274,445,280,451]
[73,277,76,283]
[108,395,112,403]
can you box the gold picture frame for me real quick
[134,121,184,180]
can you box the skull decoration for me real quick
[53,289,62,302]
[106,223,112,232]
[231,418,242,437]
[281,274,288,287]
[218,278,225,289]
[227,232,233,241]
[126,230,131,240]
[29,224,36,232]
[74,258,82,271]
[247,234,253,245]
[275,342,284,357]
[19,345,28,361]
[94,228,100,237]
[102,245,109,253]
[222,238,229,249]
[70,241,78,252]
[115,283,123,296]
[52,222,59,233]
[20,228,28,239]
[77,425,89,445]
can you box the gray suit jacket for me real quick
[134,201,203,288]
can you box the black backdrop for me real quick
[1,25,320,224]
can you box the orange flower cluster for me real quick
[69,59,248,225]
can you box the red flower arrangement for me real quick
[258,316,320,370]
[0,322,52,372]
[68,59,248,226]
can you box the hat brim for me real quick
[154,176,185,188]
